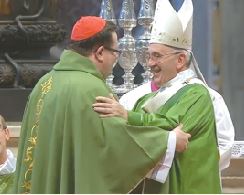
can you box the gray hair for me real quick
[165,44,192,67]
[0,115,7,129]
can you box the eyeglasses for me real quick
[145,51,181,63]
[104,46,121,55]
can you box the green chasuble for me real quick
[0,173,14,193]
[128,84,222,194]
[13,50,170,193]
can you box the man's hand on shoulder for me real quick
[173,124,191,153]
[93,94,128,120]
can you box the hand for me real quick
[173,124,191,153]
[92,94,128,120]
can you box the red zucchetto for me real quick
[71,16,106,41]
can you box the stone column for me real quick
[220,0,244,140]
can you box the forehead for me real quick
[148,43,172,53]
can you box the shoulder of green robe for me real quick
[164,83,211,109]
[183,83,210,96]
[68,73,111,100]
[176,83,210,100]
[36,69,111,101]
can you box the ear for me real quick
[94,46,104,63]
[4,128,10,141]
[176,53,187,70]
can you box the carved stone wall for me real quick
[0,0,66,121]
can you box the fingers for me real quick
[99,114,115,118]
[93,106,113,114]
[175,126,191,152]
[184,143,188,150]
[174,124,191,139]
[92,103,112,108]
[183,137,190,151]
[186,133,191,139]
[109,93,116,100]
[173,124,183,132]
[96,96,114,104]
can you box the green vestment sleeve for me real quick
[13,50,169,193]
[129,84,222,194]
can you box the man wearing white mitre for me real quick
[95,0,235,193]
[120,0,235,175]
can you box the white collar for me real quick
[160,69,197,89]
[0,149,16,175]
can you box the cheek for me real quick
[105,61,114,75]
[0,138,4,145]
[158,64,169,75]
[164,62,176,73]
[158,64,175,81]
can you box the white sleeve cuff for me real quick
[149,131,176,183]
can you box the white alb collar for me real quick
[160,68,197,89]
[0,149,16,175]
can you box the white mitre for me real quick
[150,0,193,50]
[150,0,206,83]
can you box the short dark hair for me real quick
[68,21,117,56]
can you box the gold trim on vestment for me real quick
[22,76,53,193]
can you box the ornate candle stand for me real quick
[99,0,156,94]
[116,0,137,94]
[136,0,154,83]
[99,0,118,91]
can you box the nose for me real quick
[147,58,156,67]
